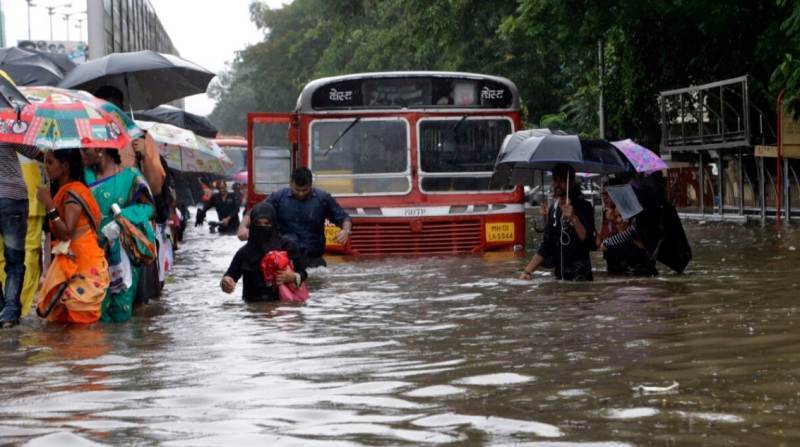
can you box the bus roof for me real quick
[214,138,247,147]
[296,71,520,112]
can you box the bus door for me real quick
[246,113,295,208]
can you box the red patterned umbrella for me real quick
[0,86,141,150]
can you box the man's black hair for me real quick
[94,85,125,108]
[291,167,313,187]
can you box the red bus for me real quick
[246,71,524,256]
[214,137,248,176]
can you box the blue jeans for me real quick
[0,198,28,322]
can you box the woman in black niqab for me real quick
[220,203,308,301]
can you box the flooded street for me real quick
[1,214,800,446]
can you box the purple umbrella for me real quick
[611,139,667,174]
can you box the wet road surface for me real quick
[1,214,800,445]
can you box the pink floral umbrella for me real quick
[611,139,667,174]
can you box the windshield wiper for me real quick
[437,115,468,149]
[449,115,468,134]
[323,117,361,156]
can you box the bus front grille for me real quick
[349,220,482,255]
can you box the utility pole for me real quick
[75,17,84,42]
[27,0,35,40]
[598,39,605,140]
[46,6,55,40]
[44,2,71,41]
[0,0,6,48]
[63,12,71,40]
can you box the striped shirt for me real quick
[602,223,637,248]
[0,143,41,201]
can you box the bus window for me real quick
[220,146,247,173]
[254,146,290,194]
[310,118,410,195]
[418,117,513,192]
[251,117,292,195]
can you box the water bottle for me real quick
[102,204,124,241]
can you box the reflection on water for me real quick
[1,219,799,445]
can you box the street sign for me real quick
[755,145,800,159]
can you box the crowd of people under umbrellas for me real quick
[518,164,691,282]
[0,83,206,326]
[0,47,358,327]
[0,49,227,327]
[501,132,692,282]
[0,48,692,328]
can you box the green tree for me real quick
[500,0,790,146]
[210,0,567,133]
[210,0,794,149]
[771,0,800,116]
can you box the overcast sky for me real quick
[4,0,289,116]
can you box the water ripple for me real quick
[0,221,799,444]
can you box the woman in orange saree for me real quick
[36,149,110,324]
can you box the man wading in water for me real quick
[519,164,595,281]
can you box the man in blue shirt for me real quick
[238,168,352,267]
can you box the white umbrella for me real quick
[136,120,233,174]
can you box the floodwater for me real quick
[1,213,800,446]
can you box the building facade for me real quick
[86,0,177,59]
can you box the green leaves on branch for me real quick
[771,0,800,116]
[210,0,798,145]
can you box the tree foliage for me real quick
[210,0,796,147]
[771,0,800,116]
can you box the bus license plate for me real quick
[485,222,515,242]
[325,225,342,246]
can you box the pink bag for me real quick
[261,250,310,303]
[278,282,310,303]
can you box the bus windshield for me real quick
[418,117,513,192]
[310,118,409,195]
[220,146,247,173]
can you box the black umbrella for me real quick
[133,104,218,138]
[58,50,215,110]
[492,129,634,187]
[605,180,692,274]
[0,47,64,86]
[0,74,30,108]
[28,49,77,73]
